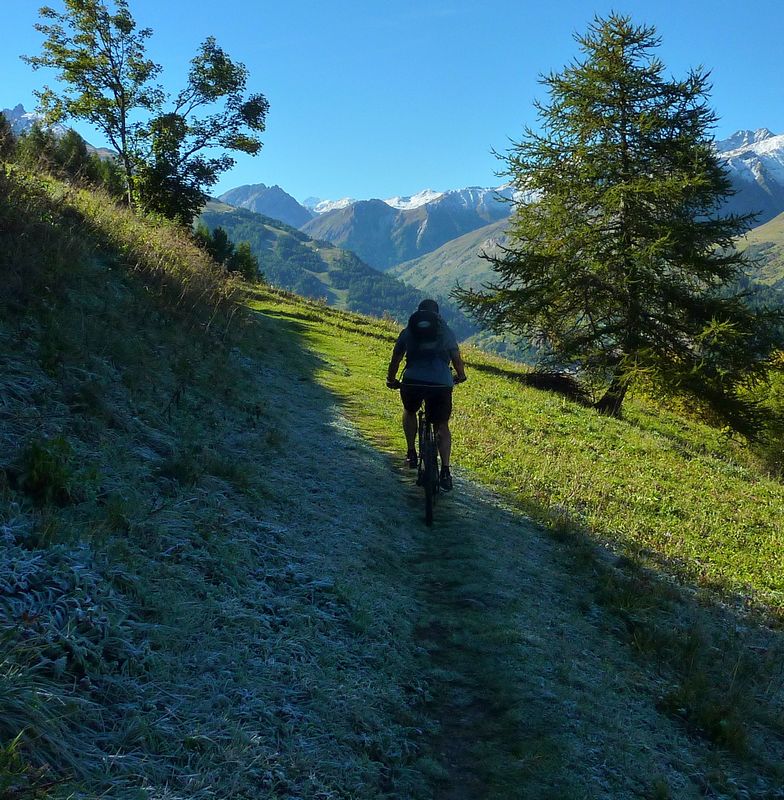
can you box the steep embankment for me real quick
[2,166,783,798]
[0,169,428,798]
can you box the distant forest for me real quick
[199,206,477,338]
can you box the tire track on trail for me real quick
[376,462,776,799]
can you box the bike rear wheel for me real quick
[419,413,439,526]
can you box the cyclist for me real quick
[386,299,466,491]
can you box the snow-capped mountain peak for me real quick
[713,127,784,224]
[1,103,68,136]
[715,128,784,180]
[304,185,520,215]
[302,197,356,214]
[384,189,444,210]
[716,128,778,154]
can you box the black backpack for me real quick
[406,310,440,360]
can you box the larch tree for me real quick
[455,14,783,432]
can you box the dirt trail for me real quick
[250,335,779,799]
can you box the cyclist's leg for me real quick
[400,385,424,463]
[403,409,417,451]
[425,389,453,468]
[436,422,451,468]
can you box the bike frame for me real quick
[416,404,440,527]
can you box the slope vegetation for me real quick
[0,168,428,798]
[248,287,784,796]
[742,209,784,287]
[199,201,476,337]
[2,165,784,799]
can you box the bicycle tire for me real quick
[422,420,439,527]
[424,477,434,526]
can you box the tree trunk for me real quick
[595,371,628,417]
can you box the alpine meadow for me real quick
[2,3,784,799]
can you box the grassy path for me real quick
[248,290,784,798]
[6,171,782,798]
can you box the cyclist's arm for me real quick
[387,350,404,385]
[450,348,467,382]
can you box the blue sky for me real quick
[3,0,784,203]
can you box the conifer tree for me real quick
[0,113,15,160]
[455,14,783,430]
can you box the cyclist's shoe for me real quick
[440,466,453,491]
[406,449,418,469]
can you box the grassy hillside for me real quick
[391,212,784,306]
[248,289,784,608]
[199,202,476,337]
[389,218,508,296]
[742,209,784,287]
[3,165,784,798]
[0,168,432,799]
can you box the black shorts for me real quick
[400,382,453,424]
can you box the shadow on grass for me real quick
[245,303,577,798]
[466,360,592,405]
[250,300,784,798]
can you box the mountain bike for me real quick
[387,376,464,526]
[416,402,440,527]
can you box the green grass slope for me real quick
[742,209,784,288]
[247,288,784,793]
[389,213,784,309]
[389,218,508,296]
[248,288,784,608]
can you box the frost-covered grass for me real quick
[0,168,428,799]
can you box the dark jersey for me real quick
[393,319,459,387]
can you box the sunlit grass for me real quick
[248,285,784,609]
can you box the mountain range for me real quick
[198,201,476,338]
[715,128,784,225]
[219,184,516,271]
[218,183,315,228]
[215,128,784,283]
[6,100,784,312]
[1,103,115,158]
[388,218,509,297]
[1,103,68,136]
[299,185,516,271]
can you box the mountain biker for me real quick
[386,299,467,491]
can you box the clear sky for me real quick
[3,0,784,203]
